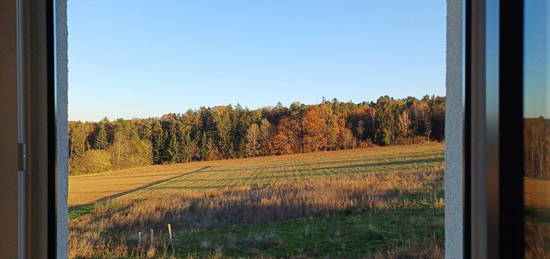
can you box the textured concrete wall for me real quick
[56,0,68,257]
[445,0,464,258]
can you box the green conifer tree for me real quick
[93,118,109,149]
[151,120,166,164]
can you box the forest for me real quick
[68,95,445,175]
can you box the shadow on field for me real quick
[94,166,212,204]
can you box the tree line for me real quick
[69,96,445,175]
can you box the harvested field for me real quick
[68,143,445,258]
[69,143,443,205]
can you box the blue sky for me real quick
[68,0,446,122]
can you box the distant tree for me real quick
[165,121,181,163]
[182,132,200,161]
[68,122,94,174]
[337,118,355,149]
[231,104,254,157]
[258,119,273,155]
[410,99,430,137]
[270,132,292,155]
[213,106,234,158]
[151,120,166,164]
[352,106,376,142]
[397,111,412,138]
[303,107,327,152]
[74,150,112,174]
[277,116,303,153]
[245,124,261,157]
[430,96,446,141]
[69,122,92,158]
[421,95,434,138]
[93,118,109,149]
[199,131,216,160]
[374,96,400,145]
[136,119,153,141]
[106,119,152,169]
[110,120,130,166]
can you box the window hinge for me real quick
[18,143,26,172]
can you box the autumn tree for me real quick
[258,119,273,155]
[245,123,261,157]
[397,111,412,138]
[337,118,355,149]
[270,132,292,155]
[270,116,301,154]
[302,107,327,152]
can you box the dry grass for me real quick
[526,219,550,258]
[369,241,444,259]
[69,168,443,258]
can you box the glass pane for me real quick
[524,0,550,257]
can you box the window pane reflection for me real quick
[524,0,550,257]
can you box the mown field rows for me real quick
[119,144,443,200]
[70,143,443,206]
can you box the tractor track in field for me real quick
[95,166,212,204]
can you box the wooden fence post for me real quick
[168,224,174,249]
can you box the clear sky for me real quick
[68,0,446,122]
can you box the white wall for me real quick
[445,0,464,258]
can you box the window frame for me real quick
[21,0,532,257]
[467,0,525,258]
